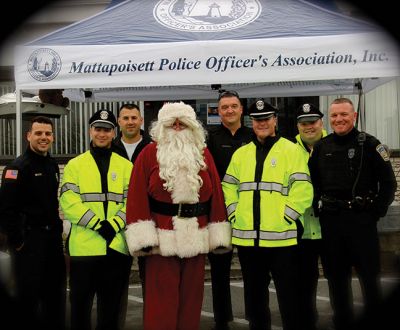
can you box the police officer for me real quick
[113,103,152,164]
[308,97,397,330]
[0,116,66,330]
[222,99,313,330]
[60,109,133,330]
[206,90,253,330]
[295,103,327,330]
[112,103,152,328]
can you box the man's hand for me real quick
[96,220,117,245]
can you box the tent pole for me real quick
[139,100,145,129]
[360,93,366,132]
[16,89,22,156]
[355,80,365,131]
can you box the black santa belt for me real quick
[149,196,210,218]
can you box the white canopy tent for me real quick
[13,0,400,154]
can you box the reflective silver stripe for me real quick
[223,174,240,185]
[239,182,258,191]
[232,228,257,239]
[80,192,124,203]
[81,193,106,202]
[233,228,298,240]
[60,182,80,195]
[259,229,297,240]
[285,206,300,221]
[107,192,124,203]
[78,209,96,227]
[116,210,126,223]
[258,182,288,195]
[228,175,309,195]
[289,172,311,186]
[239,181,289,195]
[124,189,129,199]
[226,203,237,217]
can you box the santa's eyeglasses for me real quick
[218,90,240,101]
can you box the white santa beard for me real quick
[157,128,205,203]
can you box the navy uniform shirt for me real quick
[0,147,61,247]
[207,124,253,180]
[309,128,397,217]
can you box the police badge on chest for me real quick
[348,148,355,159]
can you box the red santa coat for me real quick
[125,142,231,258]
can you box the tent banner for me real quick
[15,32,399,90]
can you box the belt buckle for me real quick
[354,196,365,207]
[177,203,199,218]
[177,203,183,217]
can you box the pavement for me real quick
[65,273,400,330]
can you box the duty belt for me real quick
[320,195,374,211]
[149,196,210,218]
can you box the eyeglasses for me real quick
[218,90,240,101]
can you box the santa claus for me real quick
[125,101,231,330]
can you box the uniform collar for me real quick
[26,146,51,160]
[333,128,359,144]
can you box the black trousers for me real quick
[297,238,324,330]
[117,255,133,330]
[12,227,66,330]
[208,249,234,324]
[69,249,132,330]
[320,209,381,330]
[237,245,300,330]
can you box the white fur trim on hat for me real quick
[125,220,159,256]
[158,102,196,123]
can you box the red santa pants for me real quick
[144,253,206,330]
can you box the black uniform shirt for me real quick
[0,147,61,247]
[207,124,253,180]
[309,128,397,217]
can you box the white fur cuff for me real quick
[208,221,232,251]
[125,220,159,256]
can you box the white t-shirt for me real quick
[122,137,142,160]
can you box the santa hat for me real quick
[158,102,197,125]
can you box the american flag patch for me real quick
[5,169,18,179]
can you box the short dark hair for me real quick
[29,116,54,131]
[118,103,140,113]
[218,90,240,102]
[331,97,354,108]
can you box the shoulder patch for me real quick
[376,144,390,162]
[5,169,18,179]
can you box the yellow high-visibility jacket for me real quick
[60,151,133,256]
[295,130,327,240]
[222,137,313,247]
